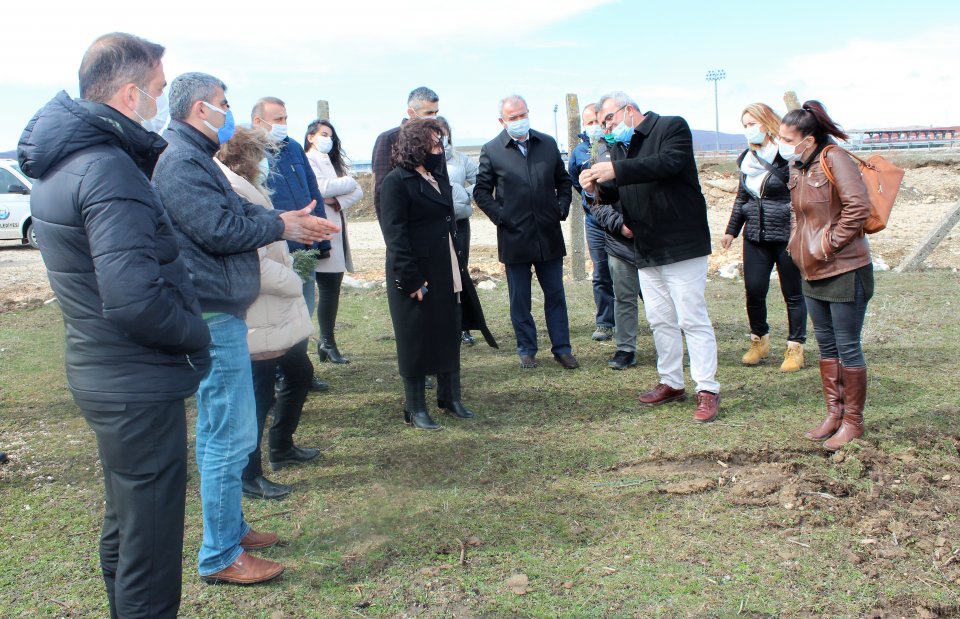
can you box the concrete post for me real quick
[316,100,330,121]
[566,93,586,281]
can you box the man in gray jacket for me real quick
[154,72,338,586]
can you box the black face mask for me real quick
[424,152,445,172]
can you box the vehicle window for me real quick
[0,168,22,193]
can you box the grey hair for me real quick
[169,72,227,121]
[596,91,640,115]
[78,33,165,103]
[582,102,597,114]
[498,94,528,119]
[251,96,285,122]
[407,86,439,110]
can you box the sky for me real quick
[3,0,957,160]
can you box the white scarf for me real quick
[740,141,778,198]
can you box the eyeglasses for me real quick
[602,104,628,125]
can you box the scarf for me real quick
[740,141,778,198]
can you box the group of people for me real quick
[16,30,877,619]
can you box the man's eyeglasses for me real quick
[602,104,628,125]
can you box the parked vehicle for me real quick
[0,158,36,249]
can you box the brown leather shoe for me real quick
[692,391,720,423]
[519,355,538,369]
[823,366,866,451]
[638,383,687,406]
[202,551,284,585]
[553,353,580,369]
[240,529,279,550]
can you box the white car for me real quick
[0,158,37,249]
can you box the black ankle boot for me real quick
[437,371,475,419]
[403,376,440,430]
[317,340,349,364]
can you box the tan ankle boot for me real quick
[741,334,770,365]
[805,359,843,440]
[780,341,805,372]
[824,366,866,451]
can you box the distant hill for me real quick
[0,150,16,159]
[691,129,745,151]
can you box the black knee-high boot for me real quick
[316,273,349,364]
[403,376,440,429]
[437,371,475,419]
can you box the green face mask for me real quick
[603,133,617,145]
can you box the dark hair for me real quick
[434,116,452,143]
[304,119,350,177]
[78,32,165,103]
[407,86,439,108]
[390,118,441,169]
[781,100,849,145]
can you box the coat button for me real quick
[445,216,451,221]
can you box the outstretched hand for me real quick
[279,202,341,244]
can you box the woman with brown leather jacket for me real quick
[780,101,873,451]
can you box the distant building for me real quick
[855,125,960,146]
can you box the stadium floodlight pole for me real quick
[553,104,559,143]
[706,69,726,152]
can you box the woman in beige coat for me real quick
[215,127,320,500]
[304,119,363,364]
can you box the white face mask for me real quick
[744,124,765,145]
[778,137,810,162]
[135,87,170,134]
[261,119,288,142]
[258,158,270,184]
[314,135,333,154]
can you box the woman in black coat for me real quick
[378,119,496,429]
[721,102,807,372]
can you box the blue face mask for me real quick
[202,101,235,144]
[611,119,634,144]
[744,124,766,145]
[505,117,530,140]
[584,124,604,141]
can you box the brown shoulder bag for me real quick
[819,145,904,234]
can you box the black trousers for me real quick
[78,398,187,619]
[455,218,471,268]
[742,238,807,343]
[246,338,313,478]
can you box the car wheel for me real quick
[25,221,39,249]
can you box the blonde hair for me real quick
[741,103,782,149]
[215,126,277,196]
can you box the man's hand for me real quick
[578,169,597,195]
[590,161,616,183]
[720,234,734,250]
[621,224,634,239]
[278,202,341,244]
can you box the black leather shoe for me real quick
[409,409,441,430]
[608,350,637,370]
[317,342,350,364]
[310,377,330,392]
[554,353,580,370]
[242,475,292,500]
[439,400,475,418]
[269,446,321,471]
[461,331,476,346]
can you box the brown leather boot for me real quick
[804,359,844,440]
[201,551,285,585]
[823,366,866,451]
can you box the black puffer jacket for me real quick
[17,91,210,402]
[725,148,792,243]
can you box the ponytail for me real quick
[781,100,848,145]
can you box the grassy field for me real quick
[2,271,960,618]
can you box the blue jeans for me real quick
[585,215,615,328]
[195,315,256,576]
[504,258,571,357]
[805,276,869,368]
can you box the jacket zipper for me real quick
[795,168,809,279]
[757,173,769,241]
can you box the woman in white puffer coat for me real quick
[435,116,479,346]
[304,119,364,364]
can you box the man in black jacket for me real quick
[17,33,210,618]
[154,72,338,586]
[582,91,720,422]
[475,95,577,370]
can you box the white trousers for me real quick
[637,256,719,394]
